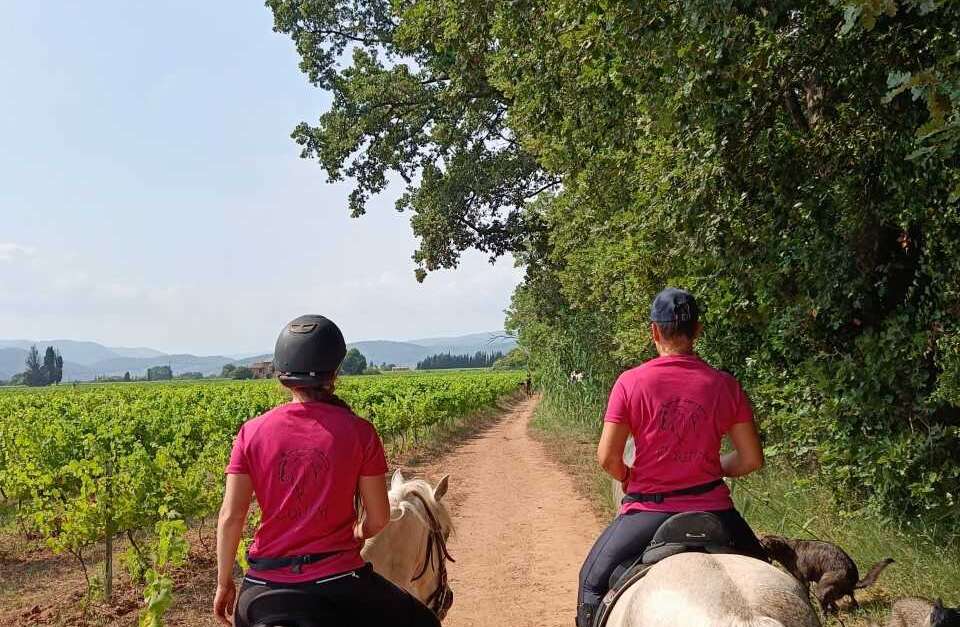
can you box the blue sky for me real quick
[0,2,521,355]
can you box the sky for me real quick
[0,2,522,355]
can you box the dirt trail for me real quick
[422,396,603,627]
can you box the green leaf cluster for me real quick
[271,0,960,519]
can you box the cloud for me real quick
[0,242,36,262]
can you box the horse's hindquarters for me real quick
[606,553,820,627]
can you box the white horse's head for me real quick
[362,470,455,620]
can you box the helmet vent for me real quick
[289,323,318,334]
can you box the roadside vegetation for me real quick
[0,370,522,625]
[530,383,960,627]
[274,0,960,527]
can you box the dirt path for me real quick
[422,396,603,627]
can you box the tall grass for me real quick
[532,388,960,626]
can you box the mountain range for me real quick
[0,332,517,381]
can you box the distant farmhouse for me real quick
[250,361,275,379]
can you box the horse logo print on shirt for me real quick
[278,447,331,521]
[655,398,708,464]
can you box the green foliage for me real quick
[24,345,45,387]
[221,363,236,378]
[231,366,254,380]
[0,371,519,619]
[139,519,189,627]
[492,348,528,371]
[42,347,63,385]
[417,351,503,370]
[273,0,960,520]
[340,348,368,375]
[146,366,173,382]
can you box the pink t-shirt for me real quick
[226,400,388,583]
[605,355,754,515]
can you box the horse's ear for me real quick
[433,475,450,501]
[391,469,405,491]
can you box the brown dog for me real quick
[869,597,960,627]
[759,534,894,613]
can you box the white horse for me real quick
[606,439,820,627]
[362,470,455,620]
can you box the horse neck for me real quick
[362,498,433,588]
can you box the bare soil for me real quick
[0,395,603,626]
[422,395,603,627]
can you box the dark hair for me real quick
[280,375,353,412]
[654,318,698,340]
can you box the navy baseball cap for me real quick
[650,288,699,324]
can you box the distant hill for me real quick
[0,339,163,366]
[239,333,517,369]
[0,340,230,381]
[0,331,518,381]
[89,354,235,378]
[0,347,96,381]
[407,331,516,355]
[348,341,432,367]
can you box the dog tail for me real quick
[855,557,895,589]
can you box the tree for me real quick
[340,349,368,375]
[146,366,173,381]
[267,0,558,281]
[221,364,237,378]
[123,372,131,382]
[24,345,45,387]
[42,347,63,385]
[492,349,527,371]
[273,0,960,519]
[231,366,254,380]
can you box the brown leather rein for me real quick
[409,491,455,617]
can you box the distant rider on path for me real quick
[213,315,440,627]
[576,289,767,627]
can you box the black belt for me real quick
[246,550,341,574]
[622,479,725,505]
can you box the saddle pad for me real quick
[593,563,654,627]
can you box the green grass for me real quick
[530,393,960,627]
[733,466,960,624]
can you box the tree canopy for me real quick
[271,0,960,518]
[340,348,369,375]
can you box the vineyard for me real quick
[0,370,522,624]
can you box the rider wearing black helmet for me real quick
[214,315,440,627]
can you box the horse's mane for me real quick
[389,477,454,534]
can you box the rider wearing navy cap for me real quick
[576,288,766,627]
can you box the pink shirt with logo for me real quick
[605,355,754,515]
[226,400,388,583]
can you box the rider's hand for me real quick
[213,580,237,626]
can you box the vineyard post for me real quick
[104,455,113,601]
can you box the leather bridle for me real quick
[409,491,455,617]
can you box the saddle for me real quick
[592,512,735,627]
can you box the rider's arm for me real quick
[216,473,254,586]
[597,421,632,482]
[356,474,390,540]
[721,420,764,477]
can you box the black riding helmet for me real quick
[273,315,346,386]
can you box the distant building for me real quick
[390,366,411,371]
[250,361,275,379]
